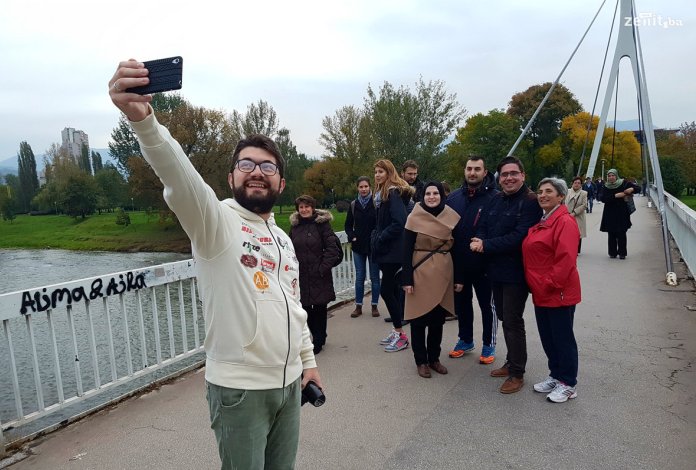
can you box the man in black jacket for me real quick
[470,156,542,394]
[345,177,380,318]
[402,160,425,213]
[446,156,499,364]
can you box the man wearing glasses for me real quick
[470,156,541,394]
[109,59,322,469]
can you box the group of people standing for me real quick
[111,58,641,468]
[334,155,640,404]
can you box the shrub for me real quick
[115,208,131,226]
[335,200,351,213]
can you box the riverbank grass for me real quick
[680,196,696,210]
[0,208,348,252]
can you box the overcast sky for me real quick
[1,0,693,161]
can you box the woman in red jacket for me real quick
[522,177,581,404]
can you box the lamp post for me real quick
[601,159,606,180]
[131,197,134,212]
[54,201,57,215]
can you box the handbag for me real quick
[624,194,636,214]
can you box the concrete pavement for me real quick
[6,196,696,470]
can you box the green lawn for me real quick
[0,208,348,253]
[680,196,696,210]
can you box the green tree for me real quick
[445,109,521,183]
[79,142,92,174]
[0,183,16,222]
[108,93,185,175]
[91,151,104,174]
[364,78,466,180]
[320,106,374,162]
[660,157,686,196]
[507,82,583,150]
[1,196,17,223]
[94,163,129,212]
[231,99,279,140]
[17,141,40,212]
[62,172,99,218]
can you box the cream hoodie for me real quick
[131,111,316,390]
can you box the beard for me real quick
[232,181,280,214]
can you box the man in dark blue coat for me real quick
[582,177,596,213]
[470,156,542,394]
[446,156,499,364]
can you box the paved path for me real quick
[6,197,696,470]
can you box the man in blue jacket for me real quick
[470,156,542,394]
[446,156,499,364]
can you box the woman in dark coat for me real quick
[344,176,381,318]
[371,159,414,352]
[599,169,640,259]
[290,195,342,354]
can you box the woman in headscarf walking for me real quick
[401,181,461,378]
[599,169,640,259]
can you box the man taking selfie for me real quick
[109,59,322,470]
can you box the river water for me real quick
[0,249,191,427]
[0,249,189,295]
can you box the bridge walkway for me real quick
[7,196,696,470]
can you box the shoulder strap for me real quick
[413,239,449,271]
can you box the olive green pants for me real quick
[206,378,301,470]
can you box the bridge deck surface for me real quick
[7,196,696,470]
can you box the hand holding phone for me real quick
[126,56,183,95]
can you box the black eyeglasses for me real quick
[235,159,279,176]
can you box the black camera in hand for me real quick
[301,380,325,407]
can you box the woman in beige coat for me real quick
[401,182,461,378]
[565,176,588,254]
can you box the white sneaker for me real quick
[533,376,558,393]
[379,329,399,346]
[546,382,578,403]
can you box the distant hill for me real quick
[0,148,113,177]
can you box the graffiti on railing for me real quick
[19,271,148,315]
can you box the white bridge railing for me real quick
[649,187,696,277]
[1,232,356,451]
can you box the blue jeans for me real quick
[353,251,381,305]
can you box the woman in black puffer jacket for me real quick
[290,195,342,354]
[371,159,414,353]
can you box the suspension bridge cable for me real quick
[610,66,619,168]
[578,0,620,176]
[507,0,608,156]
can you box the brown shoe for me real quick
[350,305,363,318]
[371,305,380,317]
[499,376,524,394]
[417,364,431,378]
[490,363,510,377]
[429,361,448,375]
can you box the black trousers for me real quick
[492,282,529,378]
[535,305,578,386]
[454,274,497,347]
[304,304,328,351]
[410,305,447,365]
[607,231,627,257]
[379,263,404,329]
